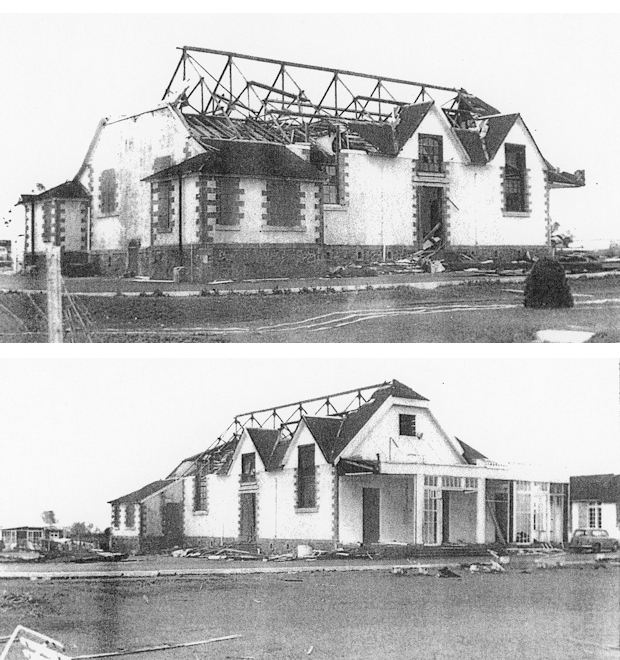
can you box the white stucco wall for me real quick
[182,474,239,540]
[448,119,548,247]
[111,503,140,538]
[324,151,415,247]
[82,106,203,252]
[340,398,465,467]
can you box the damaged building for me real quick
[18,47,584,281]
[109,380,569,554]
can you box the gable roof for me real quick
[453,129,487,165]
[18,180,90,205]
[304,379,428,463]
[246,428,290,471]
[108,480,175,505]
[348,102,434,156]
[143,139,325,182]
[570,474,620,502]
[483,114,520,161]
[456,438,487,464]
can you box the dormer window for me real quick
[399,414,417,436]
[418,135,443,173]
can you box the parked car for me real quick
[569,529,619,553]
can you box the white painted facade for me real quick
[571,502,620,539]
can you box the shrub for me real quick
[524,258,574,308]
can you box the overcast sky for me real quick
[1,13,618,246]
[1,357,617,530]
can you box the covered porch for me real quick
[337,467,486,546]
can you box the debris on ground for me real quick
[0,591,57,617]
[164,546,263,561]
[437,567,461,579]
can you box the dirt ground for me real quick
[1,566,618,660]
[1,275,619,342]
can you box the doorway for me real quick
[362,488,380,544]
[239,493,257,543]
[418,187,444,248]
[162,502,183,548]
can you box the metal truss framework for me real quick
[163,47,472,134]
[204,381,390,456]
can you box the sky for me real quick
[1,357,617,530]
[0,12,619,247]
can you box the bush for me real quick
[524,258,574,308]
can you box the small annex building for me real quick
[109,380,569,554]
[570,474,620,539]
[0,526,63,551]
[18,47,584,281]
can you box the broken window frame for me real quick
[399,414,417,437]
[310,141,341,206]
[99,169,118,215]
[241,452,257,483]
[504,144,528,213]
[194,462,208,512]
[417,134,444,174]
[297,444,316,509]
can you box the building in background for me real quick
[570,474,620,539]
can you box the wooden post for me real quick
[46,245,63,343]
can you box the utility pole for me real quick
[46,245,63,342]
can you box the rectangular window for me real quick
[99,169,118,215]
[154,180,173,233]
[423,488,440,544]
[443,476,461,489]
[125,504,135,529]
[217,178,241,226]
[418,135,443,173]
[504,144,527,212]
[112,504,121,529]
[241,452,256,483]
[266,181,302,227]
[399,414,417,436]
[310,142,340,205]
[465,477,478,489]
[424,475,438,487]
[194,462,208,512]
[588,502,602,528]
[297,444,316,508]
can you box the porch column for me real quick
[476,479,486,544]
[415,474,425,543]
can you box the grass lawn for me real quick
[1,276,619,342]
[1,567,618,659]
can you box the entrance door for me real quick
[363,488,380,544]
[162,502,183,548]
[418,187,444,248]
[239,493,257,543]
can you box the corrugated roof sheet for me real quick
[108,480,175,504]
[143,140,325,182]
[570,474,620,502]
[185,114,288,144]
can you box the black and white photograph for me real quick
[0,13,619,342]
[0,358,619,659]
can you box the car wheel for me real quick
[592,543,602,553]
